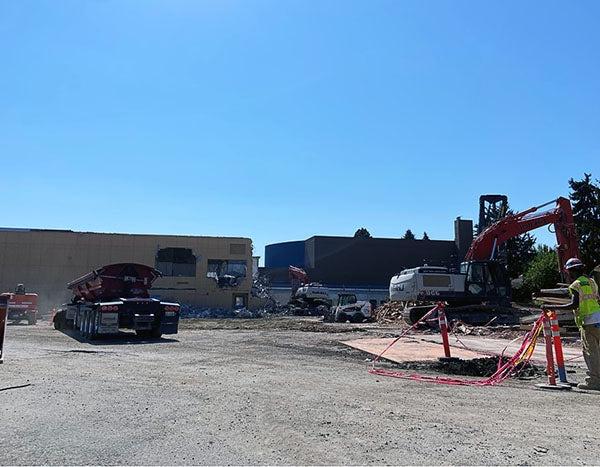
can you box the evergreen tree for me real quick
[402,229,416,240]
[354,227,372,239]
[422,232,430,240]
[569,173,600,269]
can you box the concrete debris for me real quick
[452,321,525,340]
[180,305,266,320]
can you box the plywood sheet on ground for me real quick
[342,337,485,363]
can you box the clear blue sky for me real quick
[1,1,598,263]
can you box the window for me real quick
[207,259,247,287]
[230,243,246,255]
[233,293,248,308]
[155,247,197,277]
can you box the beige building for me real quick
[0,228,254,312]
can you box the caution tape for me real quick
[369,312,546,387]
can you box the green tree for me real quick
[422,232,430,240]
[354,227,372,239]
[402,229,415,240]
[521,246,562,298]
[569,173,600,270]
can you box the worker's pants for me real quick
[581,325,600,386]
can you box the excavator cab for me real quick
[460,260,511,305]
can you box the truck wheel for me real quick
[53,311,65,330]
[88,311,98,340]
[335,312,347,323]
[136,330,151,338]
[27,314,37,325]
[352,314,364,323]
[81,311,89,338]
[150,327,162,339]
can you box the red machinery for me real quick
[68,263,160,302]
[466,197,579,276]
[393,197,580,325]
[1,284,38,325]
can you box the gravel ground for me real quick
[1,318,599,465]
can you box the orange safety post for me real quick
[548,309,571,386]
[437,303,460,362]
[536,311,571,391]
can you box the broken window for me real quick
[155,247,197,277]
[207,260,247,287]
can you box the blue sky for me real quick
[1,0,598,262]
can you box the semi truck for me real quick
[53,263,180,339]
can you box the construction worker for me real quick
[547,258,600,390]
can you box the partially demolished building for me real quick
[0,228,253,311]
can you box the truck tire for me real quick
[88,310,99,340]
[136,330,151,338]
[81,311,90,338]
[53,311,65,330]
[27,314,37,325]
[150,327,162,339]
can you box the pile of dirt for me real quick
[396,356,542,378]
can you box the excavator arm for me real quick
[465,197,579,275]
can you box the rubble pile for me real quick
[451,321,525,340]
[180,305,265,319]
[372,301,406,322]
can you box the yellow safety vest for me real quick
[569,275,600,328]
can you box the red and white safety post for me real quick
[437,303,460,362]
[438,304,452,359]
[0,295,8,364]
[536,310,571,391]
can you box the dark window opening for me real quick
[207,260,247,287]
[156,247,197,277]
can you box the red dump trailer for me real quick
[53,263,180,339]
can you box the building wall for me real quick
[264,234,465,287]
[264,240,306,268]
[309,236,459,286]
[0,229,253,312]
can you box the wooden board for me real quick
[341,337,485,363]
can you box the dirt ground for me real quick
[1,317,599,465]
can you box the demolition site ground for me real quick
[2,317,600,465]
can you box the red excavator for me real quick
[390,197,579,324]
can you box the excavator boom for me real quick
[465,197,579,274]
